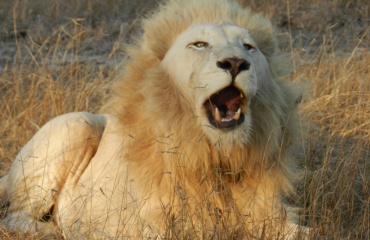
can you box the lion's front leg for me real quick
[231,172,308,239]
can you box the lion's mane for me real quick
[102,0,301,190]
[96,3,306,236]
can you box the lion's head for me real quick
[103,0,300,165]
[161,23,274,145]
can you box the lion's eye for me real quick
[243,43,255,51]
[189,41,209,49]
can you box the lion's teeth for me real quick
[233,108,241,120]
[214,107,222,122]
[240,93,243,98]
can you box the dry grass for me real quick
[0,0,369,239]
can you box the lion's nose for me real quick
[216,58,250,80]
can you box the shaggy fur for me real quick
[0,0,305,238]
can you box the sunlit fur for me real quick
[0,0,305,238]
[102,0,305,237]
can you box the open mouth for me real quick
[204,85,247,129]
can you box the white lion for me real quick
[0,0,306,238]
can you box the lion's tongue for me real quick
[209,86,243,122]
[213,86,241,107]
[224,96,241,112]
[213,95,242,122]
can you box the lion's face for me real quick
[161,23,271,145]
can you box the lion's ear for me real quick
[295,94,303,105]
[294,81,311,107]
[249,29,277,57]
[293,86,308,110]
[285,82,305,109]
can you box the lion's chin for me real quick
[204,85,247,129]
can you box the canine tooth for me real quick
[214,107,222,122]
[240,93,243,98]
[233,108,241,120]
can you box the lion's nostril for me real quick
[216,58,250,80]
[239,61,250,71]
[216,61,232,70]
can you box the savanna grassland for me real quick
[0,0,369,239]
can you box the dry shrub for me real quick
[299,51,370,239]
[0,18,121,175]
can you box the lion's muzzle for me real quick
[202,57,250,129]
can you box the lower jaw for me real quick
[207,114,245,129]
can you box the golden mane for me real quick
[102,0,302,194]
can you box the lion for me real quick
[0,0,306,238]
